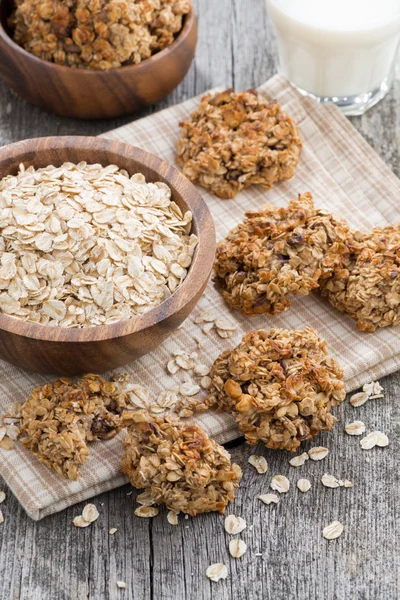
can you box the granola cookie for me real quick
[320,225,400,332]
[10,0,190,70]
[214,193,351,316]
[176,89,302,199]
[121,411,242,515]
[19,374,130,479]
[206,328,346,452]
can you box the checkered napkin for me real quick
[1,74,400,520]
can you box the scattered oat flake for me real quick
[258,493,279,505]
[323,521,344,540]
[200,376,212,390]
[360,432,379,450]
[289,452,309,467]
[134,506,159,518]
[82,504,99,523]
[0,491,5,504]
[0,427,6,442]
[345,421,366,436]
[179,382,200,397]
[224,515,246,535]
[342,480,353,488]
[271,475,290,493]
[248,455,268,474]
[109,528,117,535]
[374,431,389,447]
[175,355,194,370]
[167,511,179,525]
[229,539,247,558]
[206,563,228,582]
[363,381,383,396]
[349,391,369,407]
[297,478,311,492]
[0,437,14,450]
[215,319,237,331]
[321,473,341,488]
[202,322,215,335]
[0,509,3,524]
[117,581,126,589]
[308,447,329,461]
[73,515,90,528]
[194,364,210,377]
[167,359,180,375]
[136,491,155,506]
[196,311,216,323]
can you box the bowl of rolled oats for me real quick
[0,135,215,374]
[0,0,197,118]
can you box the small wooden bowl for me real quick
[0,136,215,375]
[0,0,197,119]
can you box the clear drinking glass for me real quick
[266,0,400,115]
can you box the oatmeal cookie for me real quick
[214,193,351,316]
[320,225,400,332]
[10,0,190,70]
[121,411,242,515]
[206,328,346,452]
[19,374,130,479]
[176,89,302,199]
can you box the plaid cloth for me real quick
[1,74,400,520]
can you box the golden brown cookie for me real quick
[206,328,346,452]
[176,89,302,199]
[121,411,242,515]
[214,193,351,316]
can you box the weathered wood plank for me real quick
[0,0,399,599]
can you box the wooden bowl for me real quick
[0,136,215,375]
[0,0,197,119]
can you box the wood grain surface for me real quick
[0,136,215,374]
[0,0,197,119]
[0,1,399,599]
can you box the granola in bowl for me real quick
[176,89,302,199]
[121,410,242,515]
[18,374,130,479]
[214,193,351,316]
[206,328,346,452]
[9,0,191,70]
[319,225,400,331]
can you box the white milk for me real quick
[266,0,400,112]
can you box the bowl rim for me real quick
[0,0,195,75]
[0,135,216,343]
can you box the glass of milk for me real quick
[266,0,400,115]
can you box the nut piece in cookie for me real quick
[320,225,400,331]
[214,193,351,315]
[19,374,129,480]
[176,89,302,199]
[121,411,242,515]
[206,328,345,452]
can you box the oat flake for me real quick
[323,521,344,540]
[206,563,228,582]
[271,475,290,493]
[258,493,280,505]
[82,504,99,523]
[224,515,246,535]
[308,447,329,461]
[344,421,366,436]
[289,452,309,467]
[229,539,247,559]
[167,511,179,526]
[248,455,268,474]
[297,478,311,493]
[134,506,159,518]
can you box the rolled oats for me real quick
[82,503,99,523]
[360,432,379,450]
[344,421,366,436]
[117,582,127,589]
[321,473,341,488]
[176,89,302,199]
[270,475,290,493]
[109,528,118,534]
[308,447,329,461]
[214,194,351,316]
[297,478,311,493]
[258,493,279,505]
[322,521,344,540]
[229,539,247,558]
[248,455,268,474]
[134,506,159,518]
[11,0,190,69]
[73,515,91,528]
[289,452,309,467]
[206,563,228,582]
[167,510,179,525]
[0,509,3,524]
[121,411,242,515]
[224,515,246,535]
[207,328,345,452]
[0,163,197,328]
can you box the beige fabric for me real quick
[1,74,400,520]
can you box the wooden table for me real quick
[0,2,399,599]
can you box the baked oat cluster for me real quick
[214,193,351,316]
[0,162,197,327]
[19,374,130,479]
[176,89,302,199]
[206,328,346,452]
[121,410,242,515]
[320,225,400,332]
[10,0,190,70]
